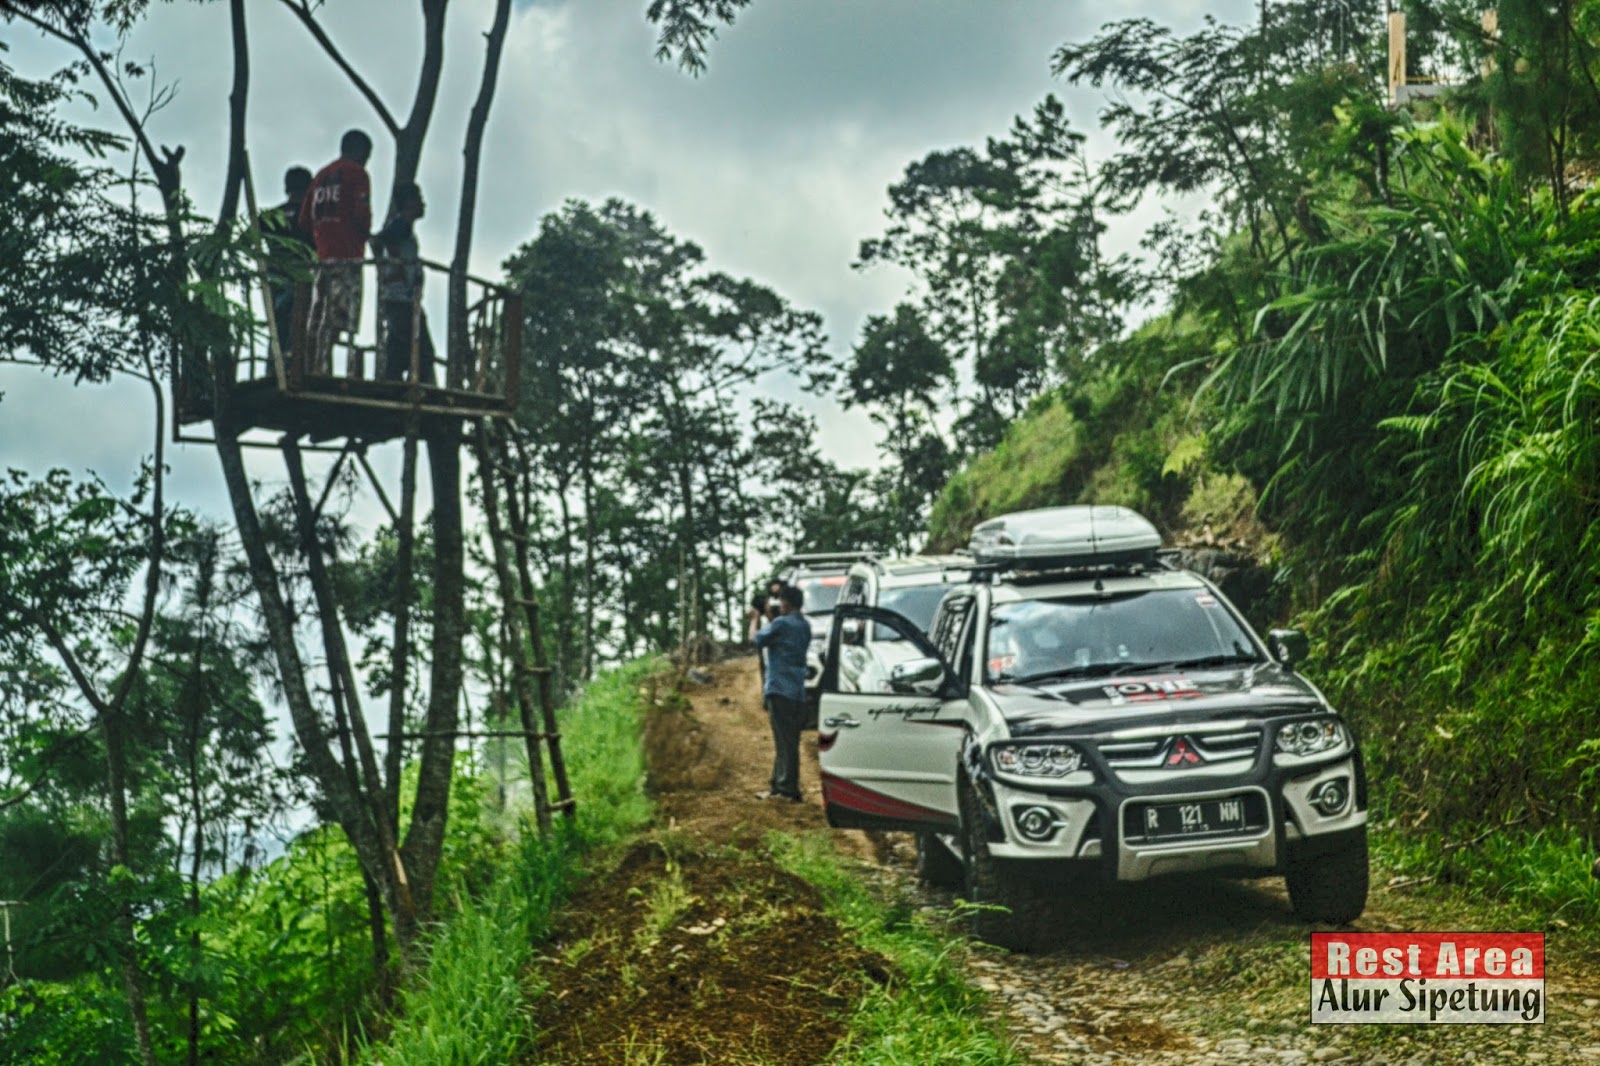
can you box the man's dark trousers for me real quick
[764,693,807,800]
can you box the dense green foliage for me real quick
[920,1,1600,917]
[928,318,1218,548]
[0,660,655,1064]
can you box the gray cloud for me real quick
[3,0,1253,481]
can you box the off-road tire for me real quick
[915,831,964,889]
[958,776,1051,952]
[1286,829,1369,925]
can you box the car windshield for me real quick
[796,574,846,616]
[874,583,953,640]
[984,588,1260,684]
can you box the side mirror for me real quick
[1268,629,1310,668]
[840,618,865,646]
[889,657,945,696]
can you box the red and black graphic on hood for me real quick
[1098,676,1203,704]
[996,662,1326,729]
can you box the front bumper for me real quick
[980,753,1366,881]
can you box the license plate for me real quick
[1133,796,1254,840]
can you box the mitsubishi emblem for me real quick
[1166,737,1204,767]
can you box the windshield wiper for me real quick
[1108,655,1260,674]
[1002,666,1115,685]
[1001,654,1261,686]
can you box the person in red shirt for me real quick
[298,129,373,375]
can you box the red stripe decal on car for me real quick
[821,773,950,823]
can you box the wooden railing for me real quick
[175,258,521,435]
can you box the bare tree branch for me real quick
[215,0,249,230]
[23,608,112,718]
[104,340,168,716]
[392,0,448,200]
[275,0,400,137]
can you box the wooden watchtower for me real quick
[168,215,574,829]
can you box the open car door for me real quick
[817,605,965,832]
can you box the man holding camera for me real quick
[752,583,810,803]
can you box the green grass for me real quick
[356,660,660,1065]
[766,832,1029,1066]
[1371,820,1600,932]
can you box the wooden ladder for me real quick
[473,418,575,832]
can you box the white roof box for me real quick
[969,505,1162,568]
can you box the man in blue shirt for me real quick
[752,583,811,802]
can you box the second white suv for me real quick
[834,555,976,694]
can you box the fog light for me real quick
[1014,805,1058,841]
[1309,778,1350,816]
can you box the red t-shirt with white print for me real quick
[298,158,371,261]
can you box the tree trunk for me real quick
[580,448,598,679]
[362,868,391,1007]
[187,724,203,1066]
[281,441,415,948]
[401,430,466,925]
[390,0,448,207]
[211,419,401,943]
[386,427,420,831]
[403,0,515,911]
[552,461,577,699]
[101,703,157,1066]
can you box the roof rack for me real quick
[781,551,877,569]
[971,557,1167,586]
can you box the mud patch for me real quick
[527,839,887,1065]
[1078,1018,1190,1054]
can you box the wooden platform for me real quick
[181,376,513,444]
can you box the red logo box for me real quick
[1310,932,1544,1025]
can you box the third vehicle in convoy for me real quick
[772,552,870,716]
[816,505,1369,950]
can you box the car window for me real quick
[854,609,937,696]
[796,574,846,616]
[931,597,973,668]
[873,583,953,640]
[984,588,1259,683]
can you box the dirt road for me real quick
[542,656,1600,1064]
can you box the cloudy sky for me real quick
[0,0,1254,523]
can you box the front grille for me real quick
[1098,728,1262,770]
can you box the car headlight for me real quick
[991,743,1084,778]
[1275,718,1348,758]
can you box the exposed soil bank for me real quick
[528,839,885,1065]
